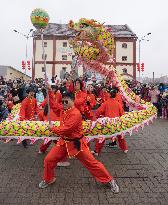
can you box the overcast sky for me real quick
[0,0,168,78]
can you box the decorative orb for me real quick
[30,8,49,29]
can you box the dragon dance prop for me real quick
[0,18,157,144]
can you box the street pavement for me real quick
[0,119,168,205]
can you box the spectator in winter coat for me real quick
[0,97,9,122]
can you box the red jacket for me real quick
[19,97,39,120]
[52,107,85,157]
[84,93,96,120]
[66,81,74,93]
[74,90,87,114]
[38,109,60,121]
[115,92,123,107]
[96,98,124,118]
[99,91,110,103]
[52,107,83,138]
[40,90,63,118]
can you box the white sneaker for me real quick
[57,162,70,167]
[91,150,99,156]
[39,177,56,189]
[124,150,128,154]
[109,180,119,193]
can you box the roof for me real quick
[34,23,137,38]
[106,24,137,38]
[34,23,76,37]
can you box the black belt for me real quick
[63,135,84,151]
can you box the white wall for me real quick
[55,64,83,78]
[35,64,52,79]
[116,41,133,63]
[56,40,74,61]
[116,65,133,75]
[34,39,134,79]
[35,40,53,61]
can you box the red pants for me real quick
[95,135,128,154]
[43,143,112,183]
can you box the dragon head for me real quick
[68,18,115,65]
[68,18,101,31]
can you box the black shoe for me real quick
[22,140,28,148]
[106,141,117,148]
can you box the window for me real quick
[42,54,47,60]
[44,42,47,47]
[122,56,127,61]
[62,55,67,60]
[72,55,75,60]
[62,67,67,71]
[122,43,127,48]
[63,42,67,47]
[42,67,45,72]
[122,68,127,74]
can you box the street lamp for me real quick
[138,32,151,82]
[13,29,34,75]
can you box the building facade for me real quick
[33,23,137,80]
[0,66,31,81]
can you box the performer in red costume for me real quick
[93,89,128,155]
[66,78,74,93]
[114,87,123,107]
[40,85,63,119]
[97,86,110,105]
[106,87,124,148]
[84,83,96,120]
[74,79,87,118]
[19,88,39,148]
[38,104,70,166]
[39,91,119,193]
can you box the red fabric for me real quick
[19,97,39,120]
[38,109,60,121]
[84,93,96,120]
[95,140,106,154]
[40,91,62,106]
[40,141,52,153]
[74,90,87,114]
[43,141,112,183]
[40,98,47,108]
[51,107,84,157]
[40,91,63,118]
[115,92,123,107]
[52,107,83,139]
[95,98,127,154]
[66,81,74,93]
[117,135,128,151]
[99,91,110,103]
[6,101,14,110]
[96,98,124,118]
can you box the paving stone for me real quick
[0,119,168,204]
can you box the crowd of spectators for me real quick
[0,75,168,122]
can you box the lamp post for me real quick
[138,32,151,82]
[13,29,33,75]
